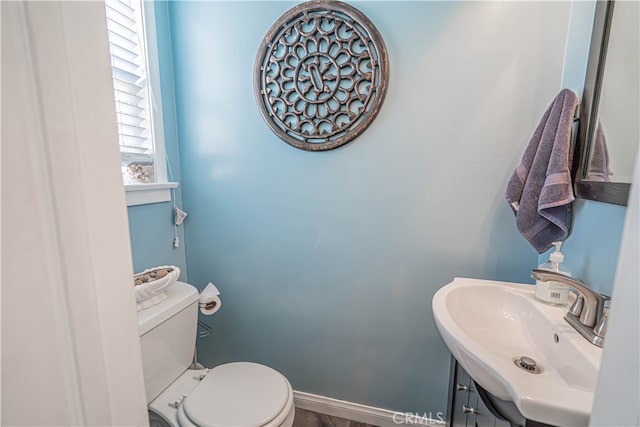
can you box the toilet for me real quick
[137,281,295,427]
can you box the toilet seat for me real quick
[150,362,294,427]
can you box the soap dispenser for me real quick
[535,241,571,305]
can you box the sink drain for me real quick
[514,356,542,374]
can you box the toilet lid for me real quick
[182,362,290,427]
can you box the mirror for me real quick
[574,0,639,206]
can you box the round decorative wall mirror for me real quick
[254,1,389,151]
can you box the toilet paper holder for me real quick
[197,282,219,338]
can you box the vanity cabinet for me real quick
[449,359,511,427]
[450,360,472,427]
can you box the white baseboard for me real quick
[293,391,446,427]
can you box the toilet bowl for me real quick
[138,282,295,427]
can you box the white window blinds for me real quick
[105,0,156,182]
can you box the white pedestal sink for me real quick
[433,278,602,426]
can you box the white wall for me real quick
[1,2,148,425]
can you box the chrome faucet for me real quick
[531,269,609,347]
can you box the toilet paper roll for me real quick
[200,296,222,315]
[199,282,222,315]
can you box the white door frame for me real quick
[2,2,148,425]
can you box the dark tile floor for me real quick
[293,408,378,427]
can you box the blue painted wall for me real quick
[537,1,627,296]
[543,200,626,296]
[127,2,187,279]
[167,1,574,413]
[122,0,629,415]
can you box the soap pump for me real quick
[535,241,571,305]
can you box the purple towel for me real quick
[587,121,613,181]
[505,89,579,253]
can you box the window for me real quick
[104,0,177,205]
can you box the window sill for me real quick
[125,182,179,207]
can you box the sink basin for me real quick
[433,278,602,426]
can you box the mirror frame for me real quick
[573,0,631,206]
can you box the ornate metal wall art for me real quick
[254,1,389,151]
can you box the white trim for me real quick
[2,2,148,425]
[293,391,446,427]
[125,182,179,206]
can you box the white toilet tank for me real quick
[137,281,199,403]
